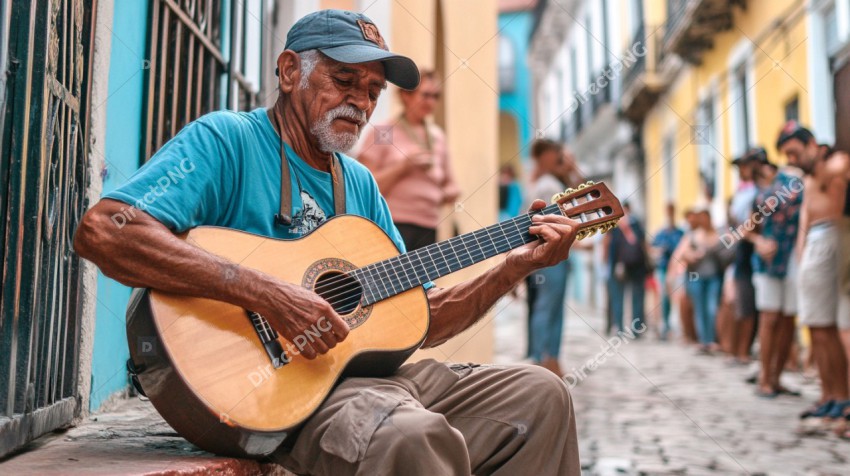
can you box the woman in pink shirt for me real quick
[358,70,460,250]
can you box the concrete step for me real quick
[0,397,295,475]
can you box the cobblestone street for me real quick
[493,297,850,476]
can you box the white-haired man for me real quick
[74,9,581,476]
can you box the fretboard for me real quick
[352,203,563,305]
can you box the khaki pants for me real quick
[272,359,580,476]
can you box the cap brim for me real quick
[320,45,420,90]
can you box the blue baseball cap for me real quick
[284,9,420,90]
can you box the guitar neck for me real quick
[353,203,571,305]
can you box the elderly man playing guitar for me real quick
[75,10,583,476]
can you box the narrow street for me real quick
[493,297,850,476]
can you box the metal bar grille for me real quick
[0,0,95,458]
[143,0,263,160]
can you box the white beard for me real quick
[310,105,366,153]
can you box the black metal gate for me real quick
[0,0,96,458]
[143,0,264,160]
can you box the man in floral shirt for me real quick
[747,150,804,398]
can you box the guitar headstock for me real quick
[551,181,624,240]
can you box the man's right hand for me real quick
[259,282,350,360]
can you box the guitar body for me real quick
[125,180,624,458]
[126,215,430,457]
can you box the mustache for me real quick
[325,105,366,126]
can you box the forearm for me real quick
[796,205,809,255]
[422,259,529,347]
[372,161,408,194]
[74,201,276,313]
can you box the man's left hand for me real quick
[506,199,579,273]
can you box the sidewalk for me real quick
[0,397,293,475]
[5,296,848,475]
[493,295,849,475]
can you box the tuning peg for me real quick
[600,220,618,233]
[551,187,576,204]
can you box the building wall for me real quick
[642,0,812,233]
[89,0,150,410]
[498,10,534,168]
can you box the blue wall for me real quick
[90,0,149,410]
[498,11,534,162]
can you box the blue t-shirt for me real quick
[105,108,425,286]
[651,226,684,270]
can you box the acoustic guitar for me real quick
[125,181,623,457]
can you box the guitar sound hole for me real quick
[314,271,363,315]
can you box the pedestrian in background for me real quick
[525,139,571,375]
[651,203,684,340]
[554,147,585,189]
[715,205,738,358]
[727,148,765,364]
[777,121,850,423]
[499,164,523,222]
[605,203,650,336]
[673,205,726,353]
[359,69,460,251]
[745,146,802,399]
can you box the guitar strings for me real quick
[315,197,608,309]
[314,194,606,301]
[313,207,551,304]
[311,204,561,297]
[314,198,606,305]
[317,202,608,310]
[255,196,607,332]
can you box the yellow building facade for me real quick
[632,0,815,232]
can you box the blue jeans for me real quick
[528,260,569,362]
[656,268,671,336]
[687,276,722,345]
[609,273,645,334]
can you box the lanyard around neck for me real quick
[272,110,346,227]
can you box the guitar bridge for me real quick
[247,311,288,368]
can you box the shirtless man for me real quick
[776,121,850,422]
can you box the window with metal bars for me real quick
[142,0,266,160]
